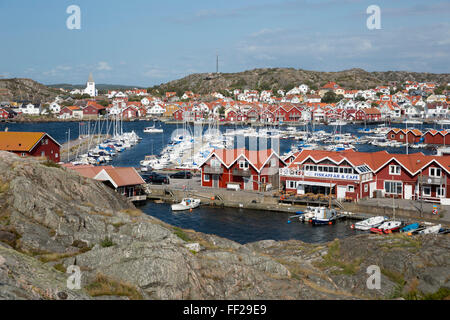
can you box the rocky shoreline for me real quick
[0,151,448,300]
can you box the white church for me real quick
[70,73,98,97]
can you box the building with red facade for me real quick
[280,149,450,204]
[422,130,450,145]
[387,128,423,143]
[0,132,61,162]
[200,148,285,191]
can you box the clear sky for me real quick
[0,0,449,87]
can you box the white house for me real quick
[298,84,309,94]
[404,105,423,119]
[356,101,371,110]
[147,104,166,116]
[140,97,151,106]
[49,102,61,114]
[287,87,301,95]
[20,103,41,115]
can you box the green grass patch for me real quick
[53,263,67,273]
[173,227,191,242]
[314,239,362,275]
[381,268,406,286]
[100,237,115,248]
[85,273,143,300]
[42,160,61,168]
[380,234,422,250]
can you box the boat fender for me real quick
[287,220,291,224]
[329,221,332,225]
[351,224,355,229]
[189,208,193,212]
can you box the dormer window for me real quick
[430,167,441,177]
[239,160,249,169]
[389,165,401,175]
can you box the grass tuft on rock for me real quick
[100,237,115,248]
[85,273,143,300]
[0,179,9,194]
[173,227,191,242]
[313,239,361,275]
[53,263,67,273]
[42,159,61,168]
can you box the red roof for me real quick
[289,149,450,176]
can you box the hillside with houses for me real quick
[150,68,450,95]
[0,70,449,125]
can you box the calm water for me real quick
[138,202,358,244]
[0,120,442,244]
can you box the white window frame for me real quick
[203,174,210,182]
[422,186,431,197]
[239,160,249,169]
[430,167,441,178]
[437,186,445,198]
[389,165,401,175]
[364,184,368,193]
[384,181,403,195]
[347,185,355,192]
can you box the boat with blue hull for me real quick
[400,223,420,233]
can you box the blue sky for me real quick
[0,0,449,87]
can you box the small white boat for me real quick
[171,198,201,211]
[370,220,402,234]
[417,224,441,234]
[353,216,387,231]
[144,126,163,133]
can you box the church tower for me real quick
[84,73,98,97]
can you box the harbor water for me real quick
[0,120,443,244]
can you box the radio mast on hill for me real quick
[216,53,219,74]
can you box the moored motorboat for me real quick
[417,224,441,234]
[370,221,402,234]
[171,198,201,211]
[352,216,387,231]
[310,207,338,225]
[400,223,420,233]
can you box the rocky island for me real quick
[0,151,448,300]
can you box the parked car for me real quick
[142,172,169,184]
[169,171,192,179]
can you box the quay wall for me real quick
[144,185,449,226]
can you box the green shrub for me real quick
[100,237,115,248]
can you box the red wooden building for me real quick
[0,132,61,162]
[423,130,450,145]
[386,128,423,143]
[280,149,450,204]
[200,148,285,191]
